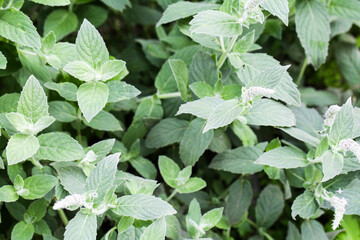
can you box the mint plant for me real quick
[0,0,359,239]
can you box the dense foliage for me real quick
[0,0,360,239]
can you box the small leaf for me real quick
[64,212,97,240]
[107,81,141,102]
[291,190,319,219]
[23,174,57,200]
[168,59,189,101]
[0,185,19,202]
[6,134,40,165]
[11,221,34,240]
[176,178,206,194]
[44,9,78,40]
[158,155,180,189]
[45,82,78,102]
[255,147,309,169]
[301,220,328,240]
[199,208,223,231]
[321,150,344,182]
[140,217,166,240]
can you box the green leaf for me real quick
[199,207,223,231]
[255,147,309,169]
[301,220,328,240]
[233,31,255,54]
[107,81,141,102]
[56,166,87,194]
[18,75,49,123]
[245,99,296,127]
[64,212,97,240]
[177,97,224,119]
[11,221,34,240]
[203,99,243,133]
[0,185,18,202]
[225,179,252,226]
[335,43,360,88]
[27,198,48,222]
[31,0,70,6]
[130,156,157,180]
[6,112,33,134]
[86,153,120,203]
[77,81,109,122]
[286,222,301,240]
[168,59,189,101]
[291,190,318,219]
[63,61,97,82]
[261,0,289,25]
[36,132,84,162]
[6,134,40,165]
[255,185,284,228]
[179,118,214,166]
[49,101,77,123]
[45,82,78,102]
[295,0,330,69]
[23,174,57,200]
[209,146,263,174]
[329,98,354,146]
[76,19,109,67]
[321,150,344,182]
[101,0,130,12]
[158,155,180,188]
[189,52,218,87]
[0,93,19,113]
[190,10,242,37]
[84,110,123,132]
[208,129,232,153]
[247,66,288,89]
[44,10,77,41]
[140,217,166,240]
[0,50,7,69]
[113,194,177,220]
[177,177,206,194]
[157,2,219,26]
[328,0,360,21]
[190,82,214,98]
[101,60,126,81]
[146,118,188,149]
[86,139,115,159]
[0,10,41,48]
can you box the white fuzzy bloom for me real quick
[330,195,347,230]
[339,138,360,162]
[241,86,275,103]
[53,194,86,210]
[244,0,264,12]
[324,105,341,127]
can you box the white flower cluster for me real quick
[330,195,347,230]
[324,105,341,127]
[244,0,264,12]
[53,194,87,210]
[339,138,360,161]
[241,86,275,103]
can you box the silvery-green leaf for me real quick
[291,190,319,219]
[0,93,19,114]
[233,31,255,54]
[84,110,123,132]
[256,147,309,169]
[199,207,223,231]
[31,0,70,6]
[177,97,225,119]
[190,10,242,37]
[36,132,84,162]
[6,112,33,134]
[86,139,115,159]
[301,220,328,240]
[49,101,77,123]
[280,127,320,147]
[0,185,19,202]
[177,177,206,194]
[64,212,97,240]
[158,155,180,188]
[0,10,41,48]
[157,2,219,26]
[45,82,78,102]
[329,98,354,146]
[101,60,126,81]
[44,9,78,41]
[63,61,97,82]
[255,185,284,228]
[0,50,7,69]
[140,217,166,240]
[169,59,189,101]
[209,146,263,174]
[247,66,288,89]
[18,75,49,123]
[107,81,141,102]
[32,116,55,135]
[245,99,296,127]
[6,133,40,165]
[113,194,176,220]
[203,99,243,133]
[295,0,330,69]
[286,222,301,240]
[335,43,360,88]
[52,42,78,68]
[189,52,218,87]
[76,19,109,67]
[146,118,188,149]
[11,221,34,240]
[327,0,360,21]
[180,118,214,166]
[321,150,344,182]
[261,0,289,25]
[23,174,57,199]
[77,81,109,122]
[56,166,87,194]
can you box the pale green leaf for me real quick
[177,97,225,119]
[256,147,309,169]
[168,59,189,101]
[64,212,97,240]
[291,190,319,219]
[328,0,360,21]
[63,61,97,82]
[199,208,223,231]
[49,101,77,123]
[0,50,7,69]
[56,166,87,194]
[44,10,78,41]
[321,150,344,182]
[23,174,57,200]
[301,220,328,240]
[11,221,34,240]
[176,178,206,194]
[107,81,141,102]
[31,0,70,6]
[0,185,18,202]
[158,155,181,189]
[101,60,126,81]
[261,0,289,25]
[84,110,123,132]
[45,82,78,102]
[6,133,40,165]
[140,217,166,240]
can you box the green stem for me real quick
[246,218,257,228]
[216,36,238,69]
[59,209,69,226]
[1,129,10,139]
[296,57,307,86]
[166,189,178,202]
[263,232,275,240]
[76,108,82,144]
[31,156,43,169]
[137,92,181,102]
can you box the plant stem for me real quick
[296,57,308,86]
[263,232,275,240]
[217,36,238,69]
[76,108,82,144]
[246,218,257,228]
[137,92,181,102]
[59,209,69,226]
[1,129,9,139]
[166,189,178,202]
[31,156,43,169]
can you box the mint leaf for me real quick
[140,217,166,240]
[45,82,78,102]
[291,190,318,219]
[11,221,34,240]
[63,61,97,82]
[107,81,141,102]
[261,0,289,25]
[23,174,57,200]
[6,134,40,165]
[31,0,70,6]
[321,150,344,182]
[44,9,78,40]
[0,185,19,202]
[256,147,309,169]
[64,212,97,240]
